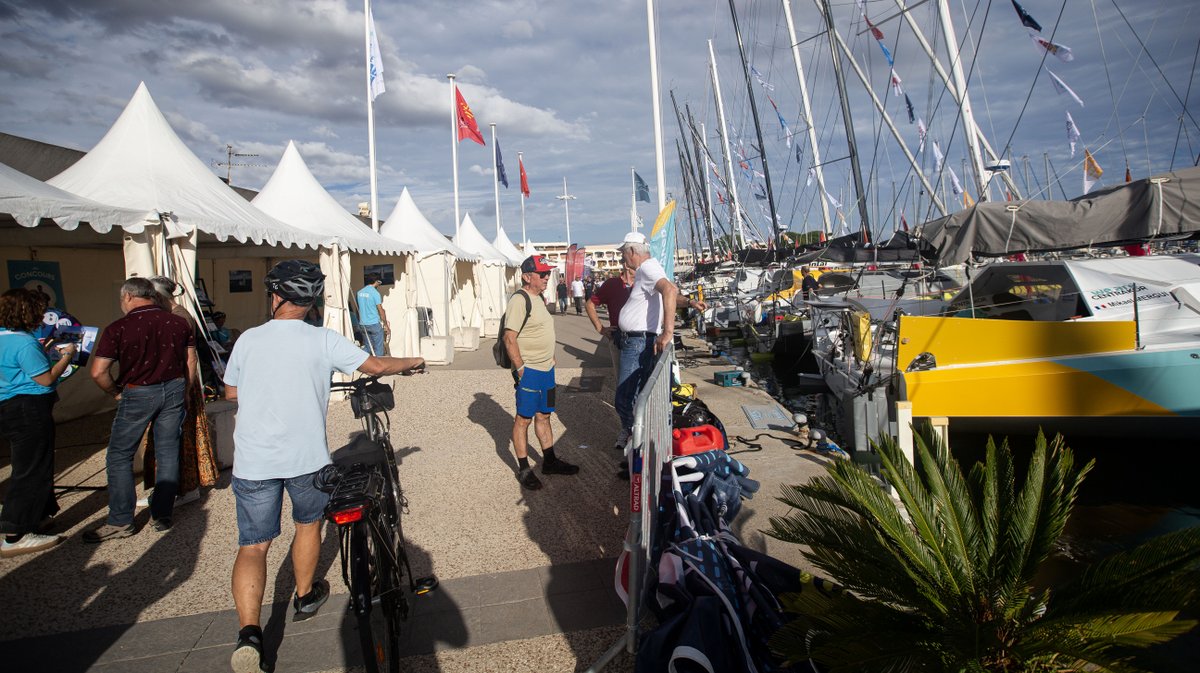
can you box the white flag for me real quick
[890,70,904,97]
[917,118,928,153]
[1083,149,1103,194]
[1066,111,1081,158]
[932,141,944,173]
[823,188,843,210]
[751,66,774,92]
[1048,69,1083,107]
[949,167,964,196]
[807,167,815,187]
[1030,33,1074,62]
[367,7,386,101]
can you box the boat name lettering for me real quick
[1088,284,1147,301]
[1092,290,1171,310]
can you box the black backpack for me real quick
[492,290,532,369]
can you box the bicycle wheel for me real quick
[351,519,403,673]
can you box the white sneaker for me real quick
[1,533,64,558]
[136,489,152,508]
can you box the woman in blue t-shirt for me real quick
[0,288,76,557]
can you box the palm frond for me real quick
[906,431,983,592]
[1051,526,1200,614]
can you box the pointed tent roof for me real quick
[522,239,545,258]
[1,160,158,233]
[252,141,414,256]
[378,188,478,261]
[491,226,527,266]
[454,213,515,267]
[48,82,325,248]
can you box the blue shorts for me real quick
[515,366,556,418]
[232,471,330,546]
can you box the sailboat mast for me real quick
[708,39,744,248]
[700,122,718,256]
[936,0,988,200]
[817,0,871,240]
[645,0,668,212]
[726,0,782,247]
[781,0,831,237]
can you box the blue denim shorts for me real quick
[232,471,330,546]
[515,366,556,418]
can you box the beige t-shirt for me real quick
[504,290,555,370]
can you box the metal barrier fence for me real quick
[587,343,675,672]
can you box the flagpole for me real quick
[556,177,575,245]
[645,0,667,213]
[518,151,527,243]
[365,0,380,232]
[708,40,743,248]
[448,73,460,237]
[630,167,637,233]
[490,123,500,237]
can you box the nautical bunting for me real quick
[795,142,803,163]
[949,167,964,195]
[767,95,792,148]
[1066,111,1081,157]
[878,41,895,68]
[1048,69,1084,107]
[751,66,774,92]
[917,118,928,153]
[807,167,815,187]
[823,189,842,210]
[905,94,915,123]
[1083,149,1103,194]
[890,70,904,97]
[1030,33,1074,62]
[932,141,945,172]
[1011,0,1043,32]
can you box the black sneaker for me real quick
[231,626,264,673]
[517,467,543,490]
[151,517,172,532]
[542,456,580,476]
[292,579,329,622]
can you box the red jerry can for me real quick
[672,425,724,456]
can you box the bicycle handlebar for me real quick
[330,366,424,392]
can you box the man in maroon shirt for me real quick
[586,267,635,449]
[84,277,195,542]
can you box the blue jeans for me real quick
[616,333,658,433]
[232,471,329,546]
[106,378,186,526]
[360,322,385,355]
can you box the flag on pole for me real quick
[823,188,843,210]
[1030,34,1074,62]
[1011,0,1043,32]
[932,141,945,173]
[1066,111,1081,157]
[1083,149,1103,194]
[949,167,964,196]
[634,171,651,202]
[890,70,904,97]
[495,140,508,188]
[455,89,485,145]
[751,66,775,92]
[519,155,530,197]
[1125,162,1132,183]
[900,212,909,232]
[963,190,975,207]
[905,94,915,123]
[649,200,677,278]
[367,7,386,101]
[1048,69,1084,107]
[917,118,928,153]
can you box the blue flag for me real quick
[905,94,915,124]
[495,140,508,188]
[635,171,651,202]
[1011,0,1042,32]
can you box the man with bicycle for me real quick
[503,255,579,491]
[224,260,424,673]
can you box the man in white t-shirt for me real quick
[614,233,705,452]
[570,277,585,315]
[223,260,424,673]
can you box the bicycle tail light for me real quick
[329,504,366,525]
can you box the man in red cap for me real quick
[501,255,579,490]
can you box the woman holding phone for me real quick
[0,288,75,557]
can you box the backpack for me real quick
[492,290,532,369]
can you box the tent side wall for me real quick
[350,253,414,358]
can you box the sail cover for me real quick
[920,167,1200,265]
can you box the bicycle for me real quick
[317,371,438,673]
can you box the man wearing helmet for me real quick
[223,260,424,673]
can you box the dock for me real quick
[0,311,829,672]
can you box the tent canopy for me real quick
[0,160,157,233]
[454,213,516,267]
[48,82,327,249]
[253,141,415,256]
[379,188,478,262]
[919,167,1200,265]
[492,226,527,266]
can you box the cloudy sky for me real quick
[1,0,1195,247]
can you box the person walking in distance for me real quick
[224,261,425,673]
[355,273,389,355]
[556,279,569,315]
[85,277,195,542]
[570,276,585,315]
[503,255,580,490]
[0,289,75,557]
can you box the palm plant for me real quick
[766,430,1200,673]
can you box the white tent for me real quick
[379,188,481,362]
[454,213,516,337]
[252,141,416,353]
[1,160,157,233]
[491,225,526,297]
[520,239,559,309]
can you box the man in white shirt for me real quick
[570,277,585,315]
[223,260,424,673]
[614,233,705,448]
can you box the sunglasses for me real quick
[537,271,552,278]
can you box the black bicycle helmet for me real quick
[265,260,325,306]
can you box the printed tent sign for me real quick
[7,260,66,310]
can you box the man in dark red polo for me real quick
[85,277,195,542]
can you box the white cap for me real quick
[618,231,647,249]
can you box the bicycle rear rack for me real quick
[324,465,383,525]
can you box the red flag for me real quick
[900,213,909,232]
[1125,162,1132,183]
[519,156,530,197]
[865,17,884,41]
[455,88,485,145]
